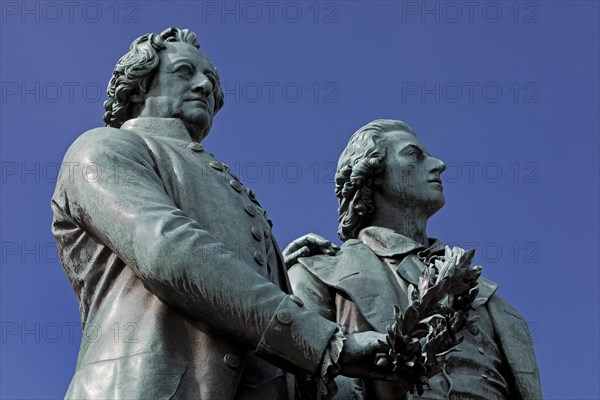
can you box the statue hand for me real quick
[282,233,339,268]
[338,332,396,380]
[338,332,413,398]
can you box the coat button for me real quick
[478,347,485,354]
[244,204,257,217]
[253,251,265,265]
[263,229,270,239]
[469,325,480,335]
[223,353,240,369]
[251,227,263,241]
[230,179,243,192]
[290,295,304,306]
[189,142,204,152]
[276,308,294,325]
[209,161,223,171]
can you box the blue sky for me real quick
[1,1,598,398]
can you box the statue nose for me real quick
[438,160,446,173]
[431,158,446,173]
[193,77,213,96]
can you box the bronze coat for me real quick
[51,118,337,400]
[290,238,542,400]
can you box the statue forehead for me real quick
[381,130,428,153]
[159,42,215,68]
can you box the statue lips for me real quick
[428,176,443,189]
[185,96,209,109]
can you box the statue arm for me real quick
[289,263,375,399]
[289,262,337,321]
[54,128,337,374]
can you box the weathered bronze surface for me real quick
[51,28,394,399]
[289,120,542,399]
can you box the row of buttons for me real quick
[243,202,264,266]
[211,151,263,367]
[189,142,271,269]
[189,144,262,220]
[230,179,263,219]
[188,142,229,172]
[235,180,265,267]
[189,141,268,372]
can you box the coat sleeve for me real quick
[52,127,337,374]
[289,262,337,322]
[289,262,373,399]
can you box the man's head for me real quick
[335,119,446,241]
[103,27,224,141]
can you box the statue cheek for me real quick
[401,165,417,181]
[403,163,416,172]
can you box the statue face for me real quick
[139,42,218,140]
[376,130,446,217]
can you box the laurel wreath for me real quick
[381,246,482,396]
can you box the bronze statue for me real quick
[51,28,398,399]
[289,120,542,399]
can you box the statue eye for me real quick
[175,64,194,76]
[407,148,424,159]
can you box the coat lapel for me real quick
[299,227,542,399]
[298,240,406,332]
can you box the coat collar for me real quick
[121,118,193,142]
[357,226,446,259]
[356,226,498,309]
[357,226,446,286]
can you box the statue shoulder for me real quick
[295,239,380,279]
[488,292,527,321]
[72,126,144,150]
[64,126,148,163]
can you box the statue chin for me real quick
[181,116,212,140]
[425,197,445,218]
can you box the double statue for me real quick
[52,28,541,399]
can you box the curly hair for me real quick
[103,27,225,128]
[335,119,416,241]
